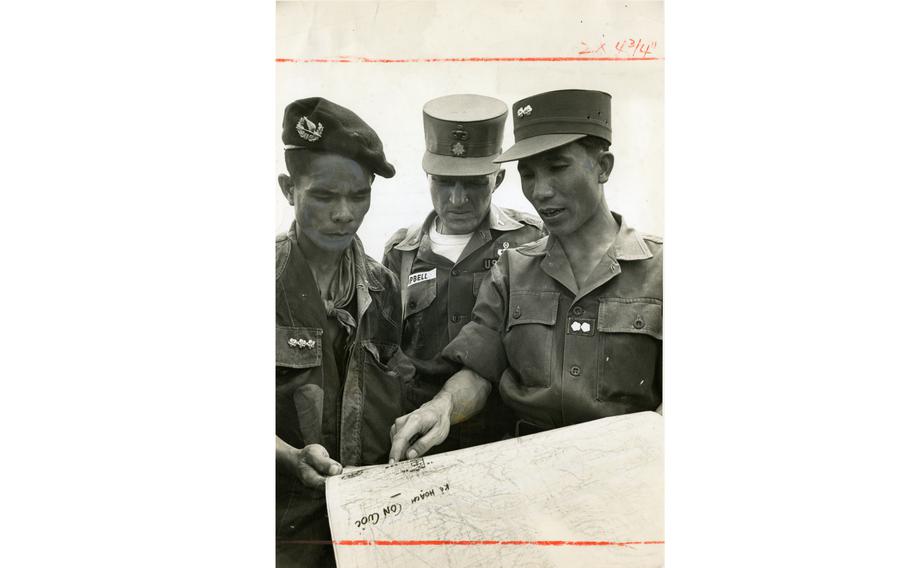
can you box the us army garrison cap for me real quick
[282,97,395,178]
[494,89,612,163]
[422,94,508,176]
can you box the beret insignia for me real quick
[296,115,324,142]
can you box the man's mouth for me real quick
[538,207,565,219]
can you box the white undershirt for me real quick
[429,219,472,263]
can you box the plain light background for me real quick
[2,1,910,566]
[276,0,664,259]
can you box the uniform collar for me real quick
[611,213,654,261]
[392,203,523,252]
[526,212,654,298]
[487,203,524,231]
[518,212,654,261]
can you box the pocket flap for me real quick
[276,326,323,369]
[508,291,560,328]
[403,276,437,318]
[362,340,398,373]
[597,298,662,339]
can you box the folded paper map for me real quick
[326,411,663,567]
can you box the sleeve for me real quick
[381,228,407,281]
[441,257,510,383]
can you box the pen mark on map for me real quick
[353,502,403,529]
[341,469,366,480]
[411,482,450,504]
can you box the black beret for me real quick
[282,97,395,178]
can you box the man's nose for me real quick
[449,184,468,205]
[331,202,354,224]
[529,177,555,201]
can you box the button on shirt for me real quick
[383,205,546,384]
[442,213,662,430]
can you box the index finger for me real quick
[389,415,428,463]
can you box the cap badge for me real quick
[296,115,324,142]
[451,141,466,156]
[516,105,533,118]
[451,129,470,141]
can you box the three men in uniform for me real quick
[275,89,663,561]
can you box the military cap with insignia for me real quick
[282,97,395,178]
[494,89,612,163]
[422,94,508,176]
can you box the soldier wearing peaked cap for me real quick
[274,97,413,566]
[382,94,546,453]
[390,89,662,462]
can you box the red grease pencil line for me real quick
[276,56,662,63]
[278,539,665,546]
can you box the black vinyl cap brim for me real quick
[493,133,587,163]
[422,152,501,176]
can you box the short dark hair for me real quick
[284,148,315,180]
[576,135,611,156]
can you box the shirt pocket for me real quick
[595,298,662,404]
[276,326,323,369]
[503,290,560,388]
[403,276,437,319]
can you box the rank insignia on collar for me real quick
[516,105,533,118]
[451,141,466,156]
[296,115,324,142]
[497,241,510,257]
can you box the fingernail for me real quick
[330,465,341,475]
[388,458,396,465]
[407,449,417,459]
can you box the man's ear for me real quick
[597,152,615,184]
[492,169,506,192]
[278,174,295,205]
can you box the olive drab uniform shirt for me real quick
[382,204,546,448]
[442,213,662,432]
[276,223,413,567]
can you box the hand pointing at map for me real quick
[389,368,493,462]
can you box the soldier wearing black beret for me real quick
[390,89,662,461]
[274,97,412,566]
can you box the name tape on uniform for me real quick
[408,268,437,287]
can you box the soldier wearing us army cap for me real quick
[382,94,545,453]
[390,89,662,462]
[274,97,414,566]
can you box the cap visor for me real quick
[422,152,501,176]
[493,133,587,163]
